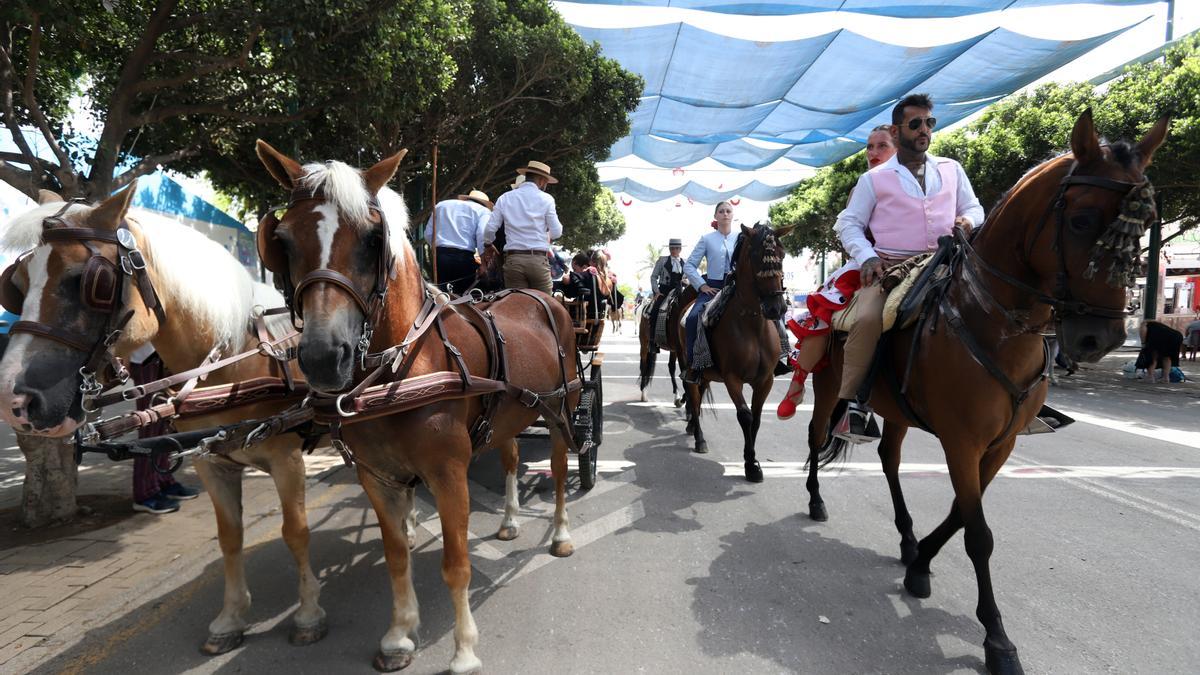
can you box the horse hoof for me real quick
[673,397,683,408]
[288,618,328,646]
[984,643,1024,675]
[640,390,646,402]
[900,542,919,566]
[808,501,828,522]
[200,631,244,655]
[496,525,519,541]
[374,648,415,672]
[550,540,575,558]
[694,441,708,454]
[904,568,932,599]
[744,461,763,483]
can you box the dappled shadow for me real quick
[31,482,475,674]
[688,517,988,673]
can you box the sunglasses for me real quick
[907,116,937,131]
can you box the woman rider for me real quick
[683,201,739,383]
[777,125,897,419]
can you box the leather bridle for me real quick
[2,201,167,407]
[258,186,395,365]
[966,162,1154,323]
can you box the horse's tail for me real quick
[813,399,852,468]
[639,347,657,391]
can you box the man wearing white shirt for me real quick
[484,160,564,295]
[425,189,492,293]
[833,93,984,442]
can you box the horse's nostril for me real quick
[1079,335,1100,353]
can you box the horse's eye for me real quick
[1069,210,1100,233]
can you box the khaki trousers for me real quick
[838,284,886,400]
[502,253,552,295]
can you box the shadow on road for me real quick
[687,517,989,674]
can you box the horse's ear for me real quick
[1135,115,1170,169]
[774,224,795,239]
[364,148,408,195]
[740,224,751,237]
[255,139,305,190]
[37,189,62,204]
[88,182,137,229]
[1070,108,1102,164]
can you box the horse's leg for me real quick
[747,379,771,482]
[878,422,918,565]
[195,459,251,655]
[548,425,574,557]
[903,503,964,600]
[805,368,839,521]
[967,438,1024,675]
[266,450,327,646]
[688,382,708,454]
[497,438,520,541]
[668,352,681,407]
[426,456,483,674]
[359,468,421,672]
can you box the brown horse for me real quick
[0,191,326,654]
[678,222,793,481]
[804,110,1168,674]
[637,293,684,407]
[254,141,579,673]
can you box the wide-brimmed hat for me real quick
[509,174,526,190]
[668,238,682,247]
[456,189,493,209]
[515,160,558,184]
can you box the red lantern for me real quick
[730,197,742,206]
[672,167,685,176]
[620,195,633,206]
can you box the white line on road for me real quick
[626,400,812,411]
[1057,407,1200,449]
[718,461,1200,480]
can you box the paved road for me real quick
[31,332,1200,674]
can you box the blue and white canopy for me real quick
[560,0,1164,201]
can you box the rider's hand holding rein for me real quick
[860,257,885,287]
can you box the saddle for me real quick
[830,238,956,334]
[651,289,679,347]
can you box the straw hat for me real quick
[456,189,493,209]
[515,160,558,184]
[668,238,682,247]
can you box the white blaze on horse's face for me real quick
[314,202,340,269]
[0,247,51,419]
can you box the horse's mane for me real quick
[1,201,89,252]
[128,208,259,350]
[298,161,410,262]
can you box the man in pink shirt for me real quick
[834,93,984,442]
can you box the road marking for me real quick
[717,461,1200,480]
[625,400,811,411]
[1057,407,1200,449]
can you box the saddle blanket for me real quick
[830,253,933,334]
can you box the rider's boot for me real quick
[833,399,881,443]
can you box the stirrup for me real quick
[833,401,880,444]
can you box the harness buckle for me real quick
[122,385,148,402]
[331,437,355,466]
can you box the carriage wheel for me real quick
[590,363,604,447]
[575,386,598,490]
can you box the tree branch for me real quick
[131,101,327,127]
[134,26,262,93]
[0,159,39,200]
[19,14,74,173]
[110,146,200,191]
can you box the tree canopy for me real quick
[1,0,640,247]
[770,33,1200,255]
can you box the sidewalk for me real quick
[1047,347,1200,399]
[0,445,350,671]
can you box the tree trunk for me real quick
[18,433,79,528]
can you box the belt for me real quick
[506,249,548,256]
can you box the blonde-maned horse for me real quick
[0,189,327,654]
[254,140,579,673]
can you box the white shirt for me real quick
[684,229,741,290]
[424,199,490,254]
[484,182,564,251]
[835,153,984,266]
